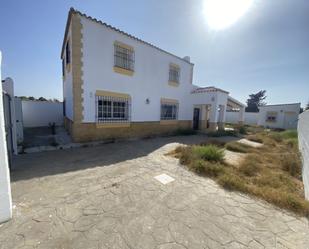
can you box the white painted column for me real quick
[239,107,245,125]
[0,51,12,223]
[209,103,218,131]
[218,105,226,130]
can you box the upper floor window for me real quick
[114,42,134,71]
[65,40,71,65]
[96,95,131,123]
[169,64,180,83]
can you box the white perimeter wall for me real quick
[298,110,309,200]
[226,112,259,125]
[80,15,194,123]
[0,51,12,223]
[22,101,63,127]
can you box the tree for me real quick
[28,96,35,101]
[245,90,267,112]
[38,97,47,101]
[305,101,309,111]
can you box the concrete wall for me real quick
[0,51,12,223]
[22,101,64,127]
[298,110,309,200]
[77,15,194,123]
[258,104,300,129]
[226,111,259,125]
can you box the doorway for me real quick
[193,108,200,130]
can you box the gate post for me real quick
[0,51,12,223]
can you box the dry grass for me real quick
[225,141,252,153]
[174,129,309,216]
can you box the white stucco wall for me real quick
[298,110,309,200]
[22,101,64,127]
[258,104,300,129]
[80,16,195,123]
[0,51,12,223]
[226,112,259,125]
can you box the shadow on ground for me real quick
[13,134,237,182]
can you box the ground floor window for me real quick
[266,111,277,122]
[161,102,178,120]
[96,96,131,123]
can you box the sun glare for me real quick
[203,0,253,30]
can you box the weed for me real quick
[247,135,263,144]
[239,155,261,176]
[218,173,247,192]
[174,128,197,136]
[192,145,224,162]
[207,130,237,137]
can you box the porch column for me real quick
[208,103,218,132]
[0,51,12,223]
[239,106,245,125]
[218,105,226,130]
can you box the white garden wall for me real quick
[226,112,259,125]
[298,110,309,200]
[0,51,12,223]
[22,101,63,127]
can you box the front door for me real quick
[193,108,200,130]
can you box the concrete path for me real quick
[0,135,308,249]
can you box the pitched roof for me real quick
[191,86,229,95]
[61,8,194,65]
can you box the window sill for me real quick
[160,120,178,125]
[96,122,131,128]
[168,81,179,87]
[113,66,134,76]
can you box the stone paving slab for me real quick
[0,135,308,249]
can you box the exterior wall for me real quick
[226,112,259,125]
[22,101,64,127]
[0,51,12,223]
[80,15,194,123]
[14,97,24,143]
[67,117,192,142]
[298,110,309,200]
[258,104,300,129]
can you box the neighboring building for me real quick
[61,8,244,142]
[258,103,300,130]
[0,51,13,223]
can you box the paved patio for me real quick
[0,135,308,249]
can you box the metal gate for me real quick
[2,93,13,167]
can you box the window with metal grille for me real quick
[161,103,178,120]
[114,44,134,71]
[96,96,131,123]
[266,112,277,122]
[65,41,71,65]
[169,65,180,83]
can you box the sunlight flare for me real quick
[203,0,254,30]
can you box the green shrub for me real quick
[207,130,237,137]
[178,147,193,165]
[190,160,225,177]
[192,145,224,162]
[238,126,247,135]
[225,142,251,153]
[280,130,298,140]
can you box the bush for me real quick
[178,147,193,165]
[218,173,247,192]
[239,155,261,176]
[225,142,251,153]
[280,153,302,178]
[238,126,247,135]
[280,130,298,140]
[192,145,224,162]
[189,160,225,177]
[207,130,237,137]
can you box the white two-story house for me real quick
[61,8,245,142]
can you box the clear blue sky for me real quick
[1,0,308,107]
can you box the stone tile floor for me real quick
[1,135,308,249]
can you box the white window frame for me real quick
[169,64,180,83]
